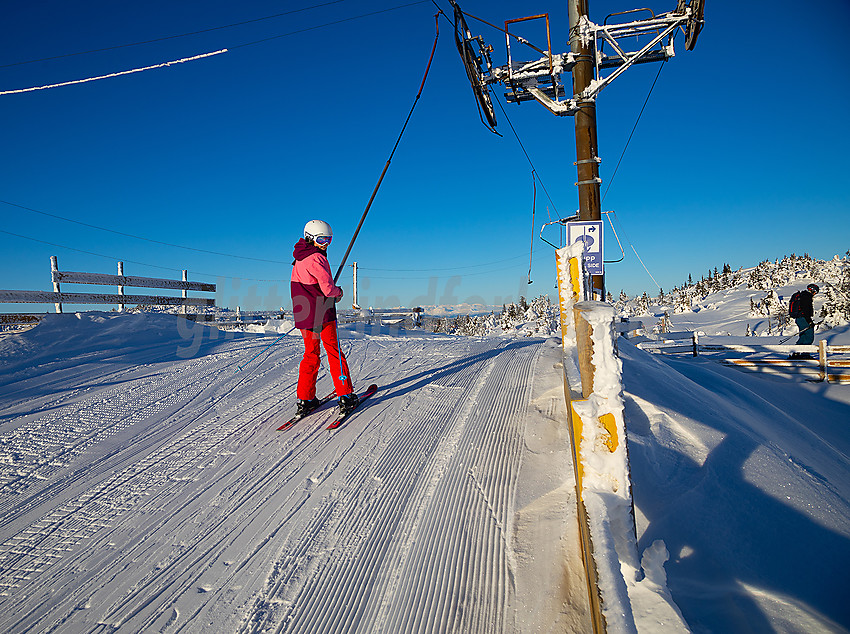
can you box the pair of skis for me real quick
[276,384,378,431]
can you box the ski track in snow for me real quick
[0,327,544,633]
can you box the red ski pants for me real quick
[297,322,353,400]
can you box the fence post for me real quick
[182,270,188,316]
[819,340,828,382]
[693,331,699,357]
[50,255,63,314]
[352,262,360,310]
[117,261,125,312]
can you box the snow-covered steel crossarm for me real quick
[491,52,575,84]
[582,10,692,100]
[0,290,214,306]
[52,270,215,292]
[456,0,704,120]
[492,52,580,113]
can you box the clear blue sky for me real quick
[2,0,848,313]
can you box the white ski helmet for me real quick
[304,219,332,245]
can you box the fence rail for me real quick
[51,270,215,292]
[718,342,848,383]
[0,290,214,307]
[635,330,699,357]
[630,328,849,383]
[0,256,216,328]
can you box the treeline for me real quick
[614,252,850,328]
[431,295,558,337]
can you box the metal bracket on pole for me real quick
[462,0,705,121]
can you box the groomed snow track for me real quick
[0,315,556,633]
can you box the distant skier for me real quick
[291,220,358,417]
[788,283,819,357]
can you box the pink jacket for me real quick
[290,239,342,330]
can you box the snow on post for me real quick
[555,242,587,347]
[571,301,638,632]
[555,249,687,632]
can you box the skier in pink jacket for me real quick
[291,220,358,417]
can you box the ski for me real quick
[276,390,337,431]
[327,384,379,430]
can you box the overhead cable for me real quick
[0,50,227,96]
[606,212,661,291]
[1,2,429,96]
[0,229,286,282]
[0,0,347,68]
[359,254,527,272]
[601,60,665,203]
[351,262,533,280]
[332,10,440,283]
[0,200,290,264]
[528,175,535,284]
[231,1,429,51]
[493,95,559,216]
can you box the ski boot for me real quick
[338,392,360,416]
[296,398,322,417]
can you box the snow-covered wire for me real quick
[1,1,347,69]
[0,50,227,96]
[609,212,661,290]
[631,244,661,290]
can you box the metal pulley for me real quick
[449,0,498,131]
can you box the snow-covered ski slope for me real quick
[0,313,588,633]
[1,310,848,633]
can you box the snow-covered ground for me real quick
[615,274,850,633]
[0,301,847,633]
[621,336,850,632]
[0,313,589,633]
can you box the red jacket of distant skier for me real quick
[290,239,343,331]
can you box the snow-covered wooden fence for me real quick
[614,319,643,336]
[631,330,849,383]
[636,330,699,356]
[722,342,850,383]
[820,343,850,382]
[0,256,215,321]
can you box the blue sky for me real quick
[2,0,848,313]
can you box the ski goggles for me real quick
[313,235,332,247]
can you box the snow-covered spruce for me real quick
[613,252,849,335]
[431,295,559,337]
